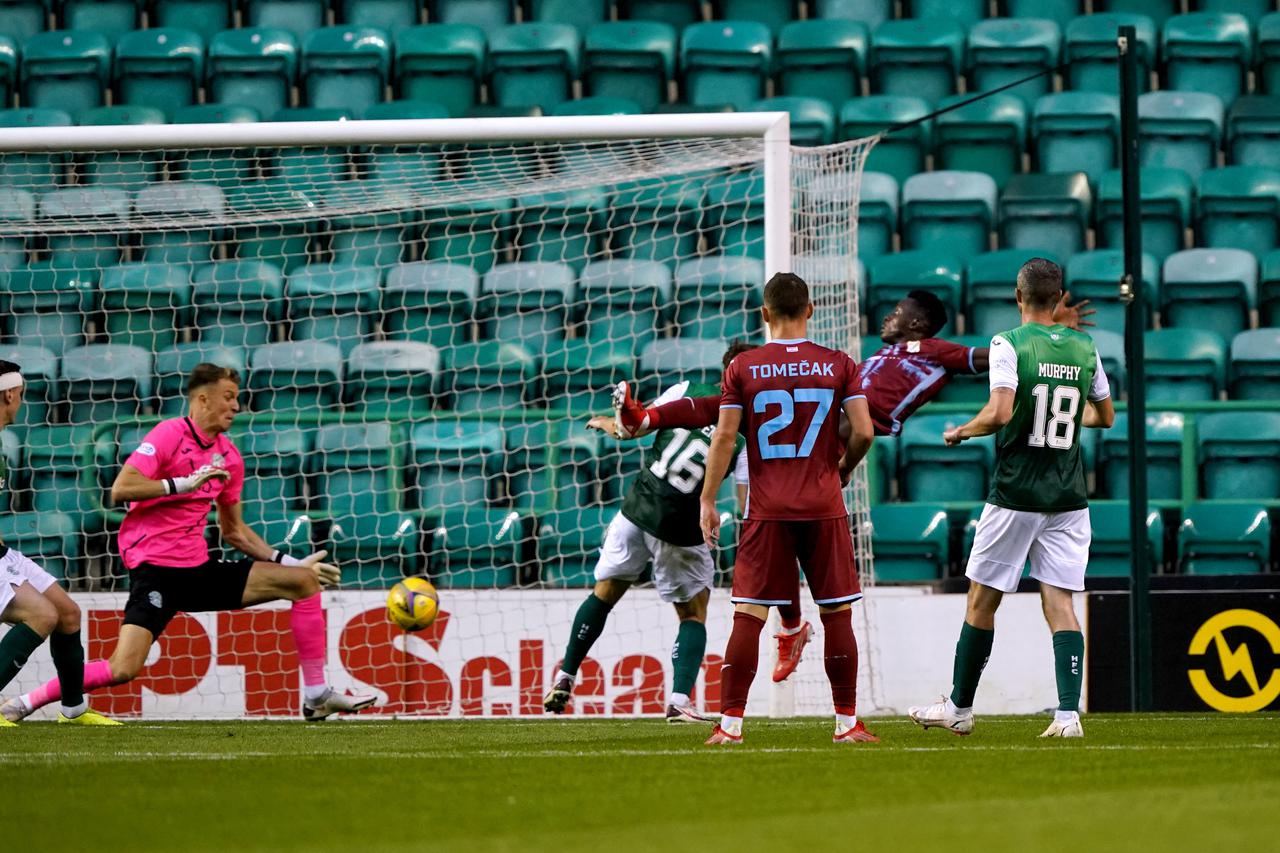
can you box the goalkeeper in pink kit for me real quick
[3,364,376,721]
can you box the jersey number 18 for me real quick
[1027,383,1080,450]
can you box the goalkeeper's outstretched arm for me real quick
[111,463,229,504]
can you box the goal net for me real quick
[0,114,874,718]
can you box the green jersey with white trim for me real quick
[986,323,1111,513]
[621,381,745,547]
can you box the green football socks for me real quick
[0,623,44,693]
[560,594,613,678]
[949,622,995,709]
[50,630,86,708]
[1053,630,1085,713]
[671,619,707,698]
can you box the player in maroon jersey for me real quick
[699,272,876,745]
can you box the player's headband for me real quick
[0,372,24,392]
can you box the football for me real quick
[386,577,440,632]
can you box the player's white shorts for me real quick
[0,549,58,615]
[594,513,714,604]
[965,504,1091,594]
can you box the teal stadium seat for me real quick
[934,93,1027,190]
[839,96,930,183]
[154,342,245,415]
[674,255,763,342]
[60,343,151,424]
[1230,329,1280,399]
[410,419,502,512]
[100,263,192,352]
[582,21,676,111]
[716,0,801,33]
[578,259,672,347]
[0,344,57,425]
[153,1,233,41]
[751,96,835,146]
[1138,91,1224,181]
[338,0,418,29]
[1097,167,1192,263]
[1143,328,1227,403]
[0,263,92,356]
[21,30,110,116]
[1008,1,1080,29]
[0,512,78,580]
[542,340,633,410]
[488,23,579,111]
[114,27,204,120]
[1064,249,1157,335]
[1197,166,1280,257]
[1199,0,1273,24]
[1087,500,1163,577]
[21,425,94,524]
[1064,12,1154,94]
[174,103,260,188]
[394,24,485,117]
[1098,0,1175,27]
[232,426,309,544]
[428,506,521,588]
[40,186,128,271]
[1198,410,1280,500]
[814,0,890,28]
[538,506,614,588]
[446,341,536,412]
[422,196,512,275]
[383,260,478,350]
[610,178,703,263]
[506,419,600,509]
[965,248,1060,338]
[0,430,17,512]
[135,181,227,265]
[871,19,965,106]
[967,18,1061,105]
[848,171,897,259]
[866,250,962,334]
[207,27,298,118]
[1263,13,1280,95]
[62,0,140,41]
[904,0,985,26]
[193,260,284,349]
[793,255,865,322]
[1098,411,1185,501]
[0,36,16,108]
[1032,92,1119,183]
[1178,503,1271,575]
[638,337,725,403]
[681,20,771,110]
[0,1,50,41]
[999,172,1092,260]
[929,334,987,404]
[1162,12,1253,108]
[869,503,948,582]
[0,187,32,272]
[246,0,326,40]
[901,170,997,263]
[0,108,72,187]
[345,340,439,419]
[301,26,391,116]
[249,340,342,410]
[1161,248,1257,342]
[76,105,166,192]
[550,95,640,117]
[479,261,574,351]
[433,0,512,35]
[512,188,607,272]
[286,263,380,355]
[324,180,418,267]
[527,0,610,28]
[900,412,994,502]
[1227,96,1280,169]
[775,19,867,110]
[706,167,764,257]
[1265,248,1280,325]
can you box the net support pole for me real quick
[1118,24,1154,712]
[762,112,793,280]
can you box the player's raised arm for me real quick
[110,462,229,504]
[699,406,742,548]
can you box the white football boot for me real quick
[1039,712,1084,738]
[0,696,34,723]
[907,696,975,736]
[303,688,378,721]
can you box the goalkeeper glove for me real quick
[279,550,341,587]
[163,465,229,496]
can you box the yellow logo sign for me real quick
[1187,609,1280,713]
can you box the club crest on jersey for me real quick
[211,453,225,468]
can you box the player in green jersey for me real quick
[907,258,1115,739]
[543,343,755,723]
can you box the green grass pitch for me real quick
[3,715,1276,853]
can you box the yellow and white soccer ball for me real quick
[386,577,439,632]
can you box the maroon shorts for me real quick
[732,517,861,607]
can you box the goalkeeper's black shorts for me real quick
[123,558,255,638]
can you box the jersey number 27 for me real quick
[755,388,833,459]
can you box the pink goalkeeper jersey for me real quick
[118,417,245,570]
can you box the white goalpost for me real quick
[0,112,877,719]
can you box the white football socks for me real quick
[60,699,88,719]
[835,713,857,733]
[304,684,330,703]
[669,692,690,708]
[719,714,743,736]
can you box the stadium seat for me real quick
[249,340,342,410]
[1178,502,1271,575]
[60,343,152,424]
[434,0,512,34]
[578,258,673,347]
[245,0,326,39]
[1197,166,1280,257]
[76,105,166,192]
[286,263,380,355]
[751,96,835,146]
[901,171,997,263]
[0,343,56,425]
[446,340,537,412]
[325,181,419,267]
[0,512,78,580]
[551,96,640,117]
[1098,411,1185,501]
[1007,0,1081,28]
[681,20,771,110]
[1229,328,1280,400]
[1064,249,1157,335]
[422,196,513,275]
[1032,92,1119,183]
[507,418,601,509]
[775,19,867,110]
[207,28,299,118]
[965,248,1059,338]
[153,1,232,41]
[62,0,141,41]
[135,182,227,266]
[1161,248,1257,342]
[1262,248,1280,326]
[1263,13,1280,95]
[1098,0,1175,26]
[715,0,801,32]
[0,262,92,356]
[409,419,502,511]
[1063,12,1154,94]
[479,261,574,351]
[1162,13,1253,108]
[0,187,32,272]
[1143,328,1227,403]
[542,340,634,410]
[301,26,391,116]
[0,0,49,42]
[21,30,110,116]
[173,103,260,187]
[706,167,765,258]
[40,186,128,271]
[0,430,17,511]
[511,188,607,273]
[999,172,1092,260]
[233,425,308,525]
[904,0,985,25]
[392,24,484,117]
[1138,91,1224,181]
[487,23,579,111]
[0,108,72,187]
[344,341,439,419]
[1092,328,1126,397]
[192,260,285,349]
[673,255,763,342]
[869,503,948,582]
[337,0,418,29]
[113,27,204,120]
[428,505,521,588]
[538,505,614,588]
[1227,96,1280,169]
[270,106,353,196]
[0,36,16,108]
[638,337,725,403]
[19,424,94,524]
[900,412,993,502]
[1087,500,1163,577]
[968,18,1061,104]
[847,171,897,259]
[1096,167,1193,264]
[870,19,965,106]
[839,96,930,184]
[934,93,1026,190]
[582,21,675,111]
[526,0,610,28]
[154,342,245,416]
[866,250,962,334]
[382,260,478,350]
[813,0,889,28]
[607,178,702,264]
[99,263,193,352]
[1198,410,1280,500]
